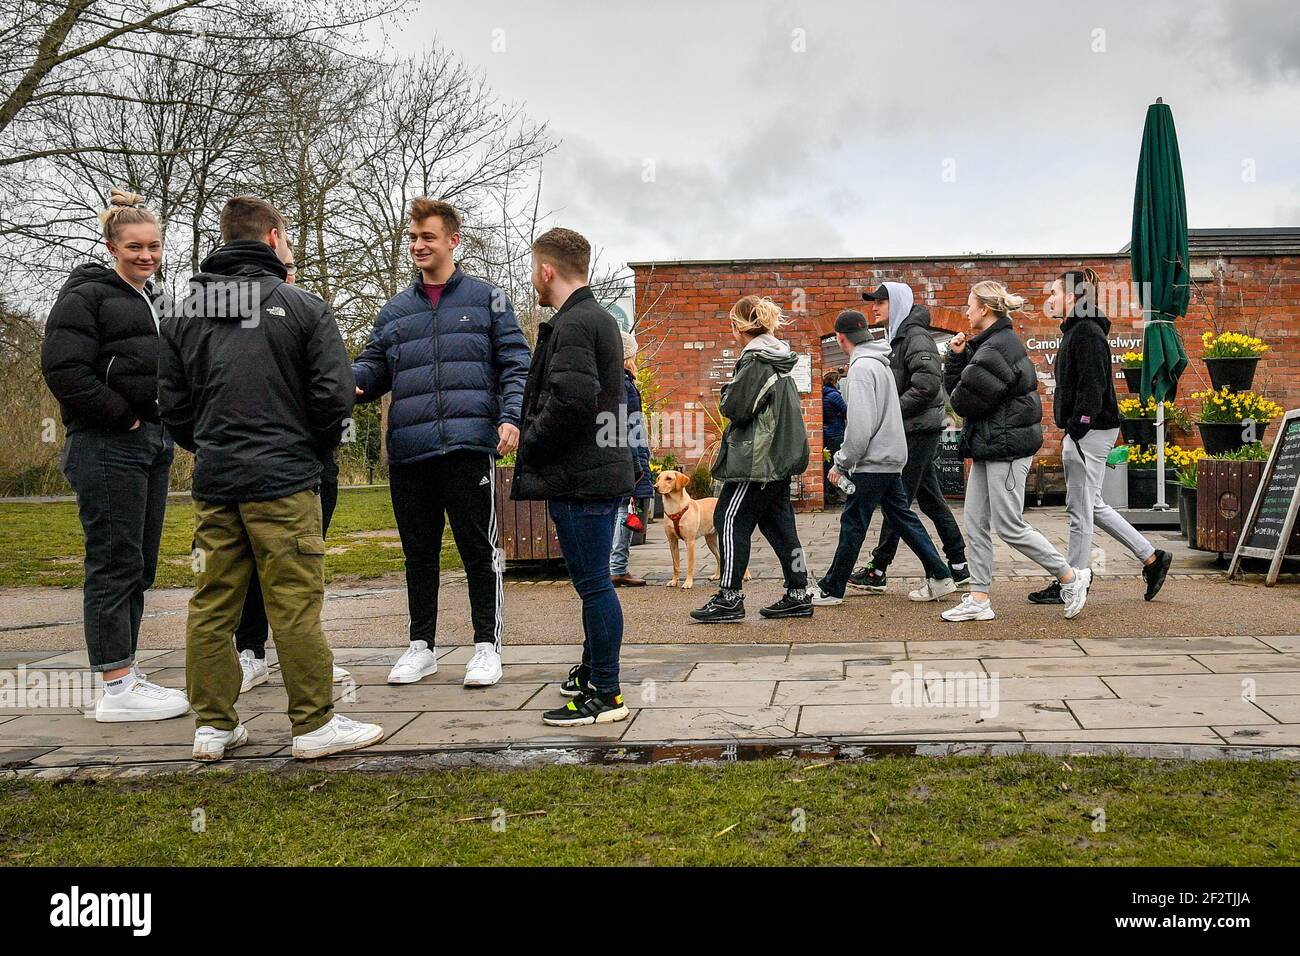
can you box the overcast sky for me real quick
[388,0,1300,265]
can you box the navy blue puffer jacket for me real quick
[352,268,532,465]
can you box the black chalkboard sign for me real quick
[1229,409,1300,586]
[936,431,965,497]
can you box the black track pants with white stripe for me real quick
[389,450,504,650]
[713,479,807,593]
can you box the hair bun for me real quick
[108,186,145,208]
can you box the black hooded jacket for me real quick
[511,286,634,501]
[944,316,1043,462]
[1053,308,1121,442]
[158,240,354,503]
[41,263,162,433]
[889,303,946,434]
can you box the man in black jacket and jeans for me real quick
[1042,270,1170,605]
[159,196,383,762]
[513,228,634,727]
[850,282,968,595]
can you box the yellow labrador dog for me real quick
[654,470,749,589]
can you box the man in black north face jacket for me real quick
[159,196,380,763]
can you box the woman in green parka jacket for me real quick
[691,296,813,624]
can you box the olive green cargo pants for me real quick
[186,488,334,736]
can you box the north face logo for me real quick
[266,306,285,316]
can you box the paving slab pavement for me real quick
[4,506,1299,771]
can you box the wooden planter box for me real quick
[494,466,562,561]
[1195,459,1264,554]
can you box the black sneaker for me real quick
[690,592,745,623]
[560,663,591,698]
[759,592,814,619]
[542,690,629,726]
[949,562,971,586]
[1143,549,1172,601]
[847,564,887,593]
[1028,580,1064,604]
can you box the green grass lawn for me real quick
[2,755,1296,865]
[0,487,461,588]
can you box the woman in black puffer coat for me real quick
[40,189,186,722]
[939,281,1089,623]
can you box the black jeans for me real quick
[549,497,623,692]
[819,472,949,599]
[714,479,808,593]
[871,430,967,570]
[388,451,502,649]
[235,477,338,657]
[60,423,174,671]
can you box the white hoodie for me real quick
[832,337,909,474]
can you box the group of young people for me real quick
[42,189,642,757]
[41,187,1174,758]
[687,275,1173,625]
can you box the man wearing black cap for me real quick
[808,310,956,606]
[849,282,968,596]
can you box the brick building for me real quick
[629,228,1300,509]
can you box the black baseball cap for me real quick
[833,309,872,345]
[861,284,890,302]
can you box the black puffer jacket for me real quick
[41,263,162,433]
[944,317,1043,462]
[889,303,946,434]
[158,241,354,503]
[1054,308,1120,442]
[512,286,634,501]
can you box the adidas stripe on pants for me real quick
[713,479,808,593]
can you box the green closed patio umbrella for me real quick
[1131,98,1190,509]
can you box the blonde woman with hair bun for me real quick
[939,281,1092,623]
[690,294,813,623]
[39,188,187,723]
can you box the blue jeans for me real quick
[609,499,635,576]
[818,472,948,599]
[549,498,623,692]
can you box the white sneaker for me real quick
[332,665,350,683]
[463,644,503,687]
[192,723,248,762]
[386,640,438,684]
[808,583,843,606]
[940,594,996,622]
[1061,567,1092,620]
[909,576,958,603]
[94,678,191,722]
[238,649,269,693]
[292,714,384,760]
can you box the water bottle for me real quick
[835,472,856,496]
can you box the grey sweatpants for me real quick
[1063,427,1155,569]
[965,457,1071,592]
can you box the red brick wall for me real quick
[632,253,1300,508]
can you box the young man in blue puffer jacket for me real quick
[352,197,531,689]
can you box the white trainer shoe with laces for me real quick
[238,649,269,693]
[94,678,191,722]
[908,576,958,603]
[940,594,996,622]
[292,714,384,760]
[463,644,503,687]
[193,723,248,762]
[1061,567,1092,620]
[386,640,438,684]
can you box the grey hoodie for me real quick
[832,337,909,474]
